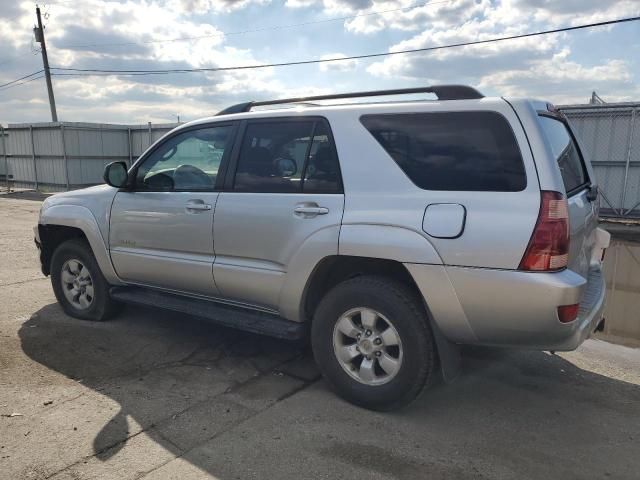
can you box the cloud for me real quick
[287,0,640,34]
[364,0,639,100]
[0,0,638,124]
[285,0,318,7]
[478,50,637,103]
[169,0,271,14]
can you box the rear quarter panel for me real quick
[326,99,541,269]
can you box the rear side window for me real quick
[360,111,526,191]
[538,115,588,195]
[233,120,341,193]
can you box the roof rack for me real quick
[216,84,484,115]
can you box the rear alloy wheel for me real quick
[333,307,403,386]
[312,275,436,411]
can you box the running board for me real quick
[109,286,306,341]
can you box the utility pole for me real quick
[34,5,58,122]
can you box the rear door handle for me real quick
[185,201,212,212]
[294,206,329,216]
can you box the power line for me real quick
[0,74,45,92]
[56,0,453,49]
[0,70,45,89]
[50,15,640,77]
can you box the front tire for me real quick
[311,275,436,411]
[50,238,121,321]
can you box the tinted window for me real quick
[360,111,526,191]
[136,126,233,191]
[303,122,341,193]
[234,120,341,193]
[538,115,588,195]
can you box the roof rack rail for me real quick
[216,84,484,115]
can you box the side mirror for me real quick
[586,184,598,203]
[103,162,129,188]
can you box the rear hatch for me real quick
[536,111,599,278]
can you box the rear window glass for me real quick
[360,111,526,191]
[538,115,588,195]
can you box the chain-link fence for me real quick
[0,122,178,193]
[560,103,639,218]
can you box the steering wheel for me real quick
[173,164,212,189]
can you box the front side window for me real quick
[538,115,588,195]
[233,120,341,193]
[360,111,527,192]
[136,125,233,191]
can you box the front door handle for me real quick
[294,206,329,216]
[186,201,212,212]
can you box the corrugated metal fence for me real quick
[0,122,178,192]
[1,104,639,217]
[560,103,639,218]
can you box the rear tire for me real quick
[311,275,436,411]
[50,238,121,321]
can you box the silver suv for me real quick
[35,85,610,410]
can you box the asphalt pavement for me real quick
[1,192,639,480]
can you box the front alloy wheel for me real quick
[61,259,95,310]
[50,238,121,321]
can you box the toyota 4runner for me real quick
[35,85,610,410]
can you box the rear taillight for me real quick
[519,191,569,271]
[557,304,579,323]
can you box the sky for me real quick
[0,0,638,125]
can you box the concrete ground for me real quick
[1,192,639,480]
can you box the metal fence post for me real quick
[127,127,132,167]
[148,121,152,147]
[30,124,38,191]
[620,109,636,215]
[1,125,8,192]
[61,124,70,190]
[1,126,6,192]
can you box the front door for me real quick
[213,118,344,310]
[109,123,236,296]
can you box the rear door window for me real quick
[360,111,526,191]
[538,115,588,195]
[233,119,342,193]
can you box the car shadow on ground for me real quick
[18,302,640,479]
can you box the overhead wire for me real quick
[0,74,46,92]
[0,70,45,89]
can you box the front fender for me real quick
[40,204,123,285]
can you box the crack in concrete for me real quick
[0,277,48,287]
[135,378,319,480]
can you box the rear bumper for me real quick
[406,263,606,351]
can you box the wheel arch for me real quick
[39,205,123,285]
[301,255,423,324]
[301,255,465,383]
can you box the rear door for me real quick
[537,114,598,277]
[212,117,344,310]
